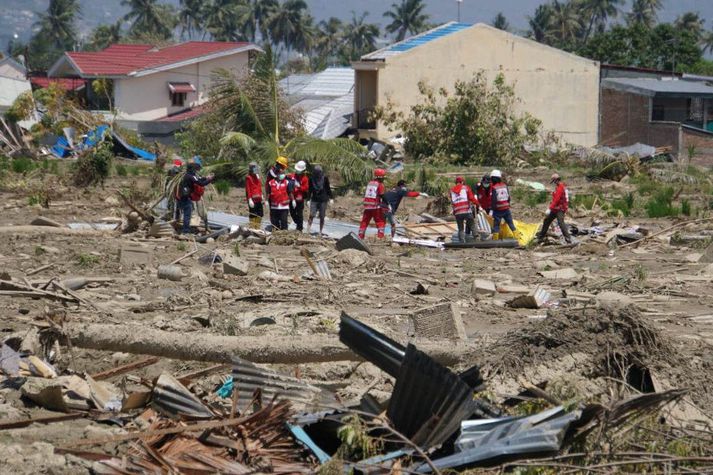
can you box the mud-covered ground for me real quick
[1,169,713,472]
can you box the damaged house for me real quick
[352,22,601,147]
[601,65,713,165]
[47,41,261,142]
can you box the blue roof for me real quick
[362,22,472,60]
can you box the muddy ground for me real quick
[1,168,713,472]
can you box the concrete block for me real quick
[336,232,372,255]
[410,302,467,340]
[119,244,153,267]
[507,286,552,309]
[471,278,496,296]
[223,255,249,276]
[539,268,580,280]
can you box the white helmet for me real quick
[295,160,307,172]
[490,169,502,178]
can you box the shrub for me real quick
[681,198,691,216]
[115,164,128,177]
[72,142,114,187]
[130,166,141,177]
[645,187,678,218]
[11,157,35,174]
[214,179,231,195]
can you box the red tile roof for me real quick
[156,105,207,122]
[30,76,86,91]
[66,42,255,77]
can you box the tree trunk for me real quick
[62,323,475,366]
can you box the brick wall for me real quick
[682,128,713,168]
[600,88,681,155]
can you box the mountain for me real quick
[2,0,712,53]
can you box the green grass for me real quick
[610,192,635,217]
[76,253,100,268]
[571,193,598,210]
[681,198,692,217]
[11,157,35,174]
[645,186,679,218]
[631,174,658,196]
[130,166,140,177]
[214,179,232,196]
[115,164,128,177]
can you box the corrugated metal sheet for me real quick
[362,22,472,61]
[602,77,713,97]
[415,407,582,472]
[0,76,31,109]
[152,373,214,420]
[387,344,476,449]
[299,68,354,97]
[279,73,315,96]
[231,357,323,411]
[339,313,406,378]
[305,92,354,139]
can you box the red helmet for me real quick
[374,168,386,178]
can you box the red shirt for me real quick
[363,180,385,209]
[477,186,492,210]
[246,174,262,202]
[450,184,478,215]
[268,179,290,209]
[289,173,309,202]
[549,182,569,213]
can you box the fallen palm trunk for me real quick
[61,324,474,365]
[0,226,111,236]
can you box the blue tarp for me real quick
[50,136,71,158]
[50,124,156,161]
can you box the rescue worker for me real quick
[307,165,333,236]
[265,156,289,194]
[288,160,309,231]
[450,176,479,243]
[167,159,183,222]
[266,170,295,231]
[490,169,517,239]
[383,180,428,238]
[358,168,387,239]
[245,162,263,229]
[537,173,572,244]
[176,157,214,234]
[475,175,492,214]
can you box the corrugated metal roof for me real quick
[299,68,353,97]
[362,22,472,61]
[152,373,215,420]
[387,344,476,449]
[279,73,315,96]
[339,313,406,378]
[303,92,354,139]
[602,77,713,97]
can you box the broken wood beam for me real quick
[90,356,161,380]
[0,412,85,431]
[62,323,474,366]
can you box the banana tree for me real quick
[215,46,372,187]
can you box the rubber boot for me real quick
[458,231,465,243]
[250,217,261,229]
[492,232,499,241]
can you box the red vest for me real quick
[289,173,309,202]
[450,185,472,215]
[477,187,492,210]
[492,183,510,211]
[246,174,262,202]
[190,185,205,202]
[363,180,383,210]
[268,179,289,209]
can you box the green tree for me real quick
[204,0,246,41]
[675,12,705,41]
[549,0,583,45]
[239,0,278,42]
[266,0,313,54]
[34,0,80,50]
[215,46,371,186]
[702,30,713,55]
[85,21,123,51]
[343,12,380,61]
[528,4,554,43]
[492,13,510,31]
[627,0,662,28]
[384,0,430,42]
[122,0,176,40]
[315,17,345,64]
[178,0,205,39]
[375,73,541,165]
[581,0,623,41]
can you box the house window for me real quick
[171,92,187,107]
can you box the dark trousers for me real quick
[270,208,289,230]
[289,200,305,231]
[538,210,572,243]
[455,213,475,242]
[492,209,516,234]
[249,200,264,218]
[178,199,193,234]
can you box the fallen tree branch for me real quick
[619,218,713,249]
[60,323,474,365]
[0,226,110,236]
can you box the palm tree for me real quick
[266,0,312,53]
[315,17,344,60]
[218,46,371,187]
[702,30,713,55]
[239,0,278,42]
[582,0,623,41]
[121,0,175,40]
[492,12,510,31]
[204,0,247,41]
[86,21,123,51]
[528,4,554,43]
[344,12,380,61]
[34,0,80,50]
[675,12,705,40]
[627,0,662,29]
[549,0,582,44]
[384,0,429,42]
[178,0,205,40]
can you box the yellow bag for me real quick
[486,215,540,246]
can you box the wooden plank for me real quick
[0,412,85,430]
[90,356,161,381]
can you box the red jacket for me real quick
[268,179,290,209]
[289,173,309,202]
[549,182,569,213]
[491,182,511,211]
[450,184,478,215]
[477,186,492,210]
[246,174,263,202]
[363,180,385,210]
